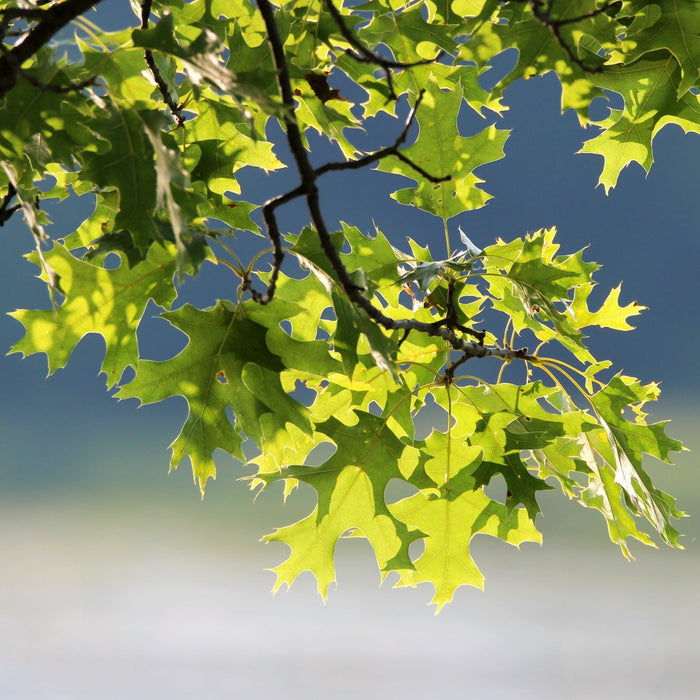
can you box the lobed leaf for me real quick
[117,300,316,491]
[261,413,424,599]
[9,241,179,387]
[379,74,509,220]
[579,56,700,191]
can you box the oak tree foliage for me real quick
[1,0,695,610]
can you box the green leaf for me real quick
[379,74,508,220]
[457,0,616,121]
[484,228,599,361]
[568,283,645,330]
[530,378,685,555]
[79,106,159,249]
[290,225,401,377]
[117,301,312,491]
[391,485,541,612]
[339,222,406,303]
[442,383,555,520]
[398,251,475,291]
[292,83,362,159]
[481,227,645,364]
[616,0,700,95]
[132,11,235,92]
[184,93,285,197]
[580,55,700,191]
[261,413,424,599]
[588,375,685,546]
[9,241,179,387]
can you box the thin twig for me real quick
[241,194,285,304]
[546,0,619,27]
[444,353,470,385]
[321,0,441,100]
[255,0,532,367]
[314,90,450,183]
[140,0,185,126]
[0,0,104,98]
[246,67,447,303]
[0,182,20,226]
[527,0,618,73]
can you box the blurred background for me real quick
[1,1,698,698]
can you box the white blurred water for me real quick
[1,486,698,700]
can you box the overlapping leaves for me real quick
[116,300,316,490]
[9,241,180,387]
[251,227,682,609]
[378,75,508,219]
[2,0,691,610]
[482,227,645,364]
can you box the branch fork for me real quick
[251,0,538,372]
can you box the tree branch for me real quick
[507,0,619,73]
[0,0,104,98]
[140,0,185,126]
[314,90,450,184]
[254,0,536,368]
[0,182,20,226]
[544,0,620,27]
[245,90,453,301]
[321,0,442,100]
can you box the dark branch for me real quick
[545,0,620,27]
[0,0,104,98]
[255,0,535,366]
[241,193,285,305]
[321,0,441,101]
[140,0,154,27]
[314,90,450,183]
[436,277,486,344]
[444,353,470,385]
[0,182,20,226]
[140,0,185,126]
[254,0,443,306]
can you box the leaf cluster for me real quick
[1,0,694,609]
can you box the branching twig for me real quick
[313,89,449,183]
[140,0,185,126]
[241,194,285,304]
[508,0,619,73]
[430,277,486,344]
[0,182,20,226]
[444,353,471,385]
[242,90,451,299]
[0,0,104,98]
[321,0,442,100]
[243,7,451,304]
[253,0,536,367]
